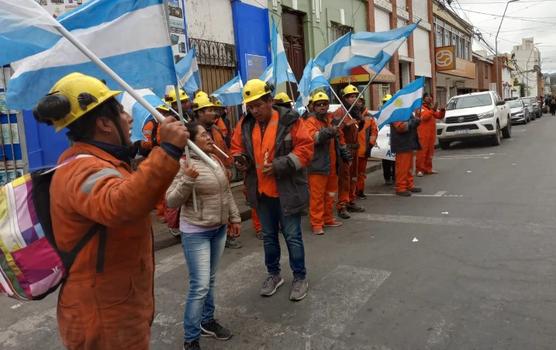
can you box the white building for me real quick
[512,37,541,97]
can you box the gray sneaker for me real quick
[225,237,242,249]
[290,278,308,301]
[260,275,284,297]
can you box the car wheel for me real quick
[492,122,502,146]
[439,140,451,150]
[502,116,512,139]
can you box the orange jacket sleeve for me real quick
[392,121,409,133]
[369,117,378,145]
[230,119,246,156]
[289,118,314,168]
[67,147,179,227]
[140,120,155,150]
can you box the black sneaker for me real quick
[200,319,233,340]
[225,237,242,249]
[410,187,422,193]
[183,340,201,350]
[338,208,351,219]
[346,202,365,213]
[356,191,367,199]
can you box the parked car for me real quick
[436,91,511,149]
[524,96,542,118]
[522,97,536,120]
[507,98,530,124]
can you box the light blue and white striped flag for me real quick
[175,48,201,95]
[375,77,425,129]
[296,58,329,109]
[312,22,418,81]
[313,32,352,80]
[260,21,297,86]
[5,0,177,110]
[347,22,419,73]
[212,74,243,106]
[0,0,62,65]
[118,88,164,142]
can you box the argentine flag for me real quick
[118,88,164,142]
[375,77,425,129]
[5,0,176,110]
[260,20,297,86]
[212,74,243,106]
[296,58,329,109]
[176,48,201,95]
[0,0,63,65]
[313,32,352,81]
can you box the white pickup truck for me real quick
[436,91,511,149]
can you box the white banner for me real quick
[370,124,395,161]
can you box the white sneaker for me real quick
[416,171,424,177]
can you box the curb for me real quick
[154,161,382,251]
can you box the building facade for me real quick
[432,0,475,106]
[512,37,541,97]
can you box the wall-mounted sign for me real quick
[435,46,456,71]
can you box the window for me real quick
[435,24,443,47]
[331,22,352,41]
[444,28,450,46]
[447,94,493,110]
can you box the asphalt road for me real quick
[2,114,556,350]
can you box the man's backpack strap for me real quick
[58,223,107,274]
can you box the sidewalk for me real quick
[153,159,383,250]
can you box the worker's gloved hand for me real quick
[158,117,190,149]
[320,127,337,140]
[340,147,352,162]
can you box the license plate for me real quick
[454,129,470,134]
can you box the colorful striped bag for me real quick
[0,155,103,301]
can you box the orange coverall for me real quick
[51,143,179,350]
[356,112,378,193]
[333,107,359,210]
[416,104,445,174]
[392,121,416,193]
[305,113,344,230]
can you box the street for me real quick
[2,114,556,350]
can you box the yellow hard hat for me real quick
[382,94,393,103]
[342,84,359,97]
[157,103,170,112]
[195,90,208,100]
[211,97,224,108]
[42,73,122,132]
[274,92,292,103]
[193,93,215,111]
[243,79,271,104]
[165,88,189,104]
[311,91,329,103]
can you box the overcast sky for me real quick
[448,0,556,73]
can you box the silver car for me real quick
[508,98,530,124]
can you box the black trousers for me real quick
[382,159,395,181]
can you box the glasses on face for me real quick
[314,102,329,108]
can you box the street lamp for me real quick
[495,0,518,98]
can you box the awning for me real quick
[330,65,396,85]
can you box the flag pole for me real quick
[337,71,381,127]
[327,83,359,129]
[53,25,219,170]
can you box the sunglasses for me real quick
[314,102,329,107]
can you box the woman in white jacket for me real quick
[166,121,241,350]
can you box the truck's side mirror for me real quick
[496,100,506,106]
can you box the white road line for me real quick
[364,191,461,198]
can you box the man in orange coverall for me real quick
[390,113,422,197]
[333,85,365,219]
[355,98,378,199]
[416,92,445,176]
[305,91,345,235]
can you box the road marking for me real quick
[364,191,461,198]
[436,152,503,160]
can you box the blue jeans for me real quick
[257,195,306,279]
[181,225,227,342]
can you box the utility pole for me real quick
[495,0,518,98]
